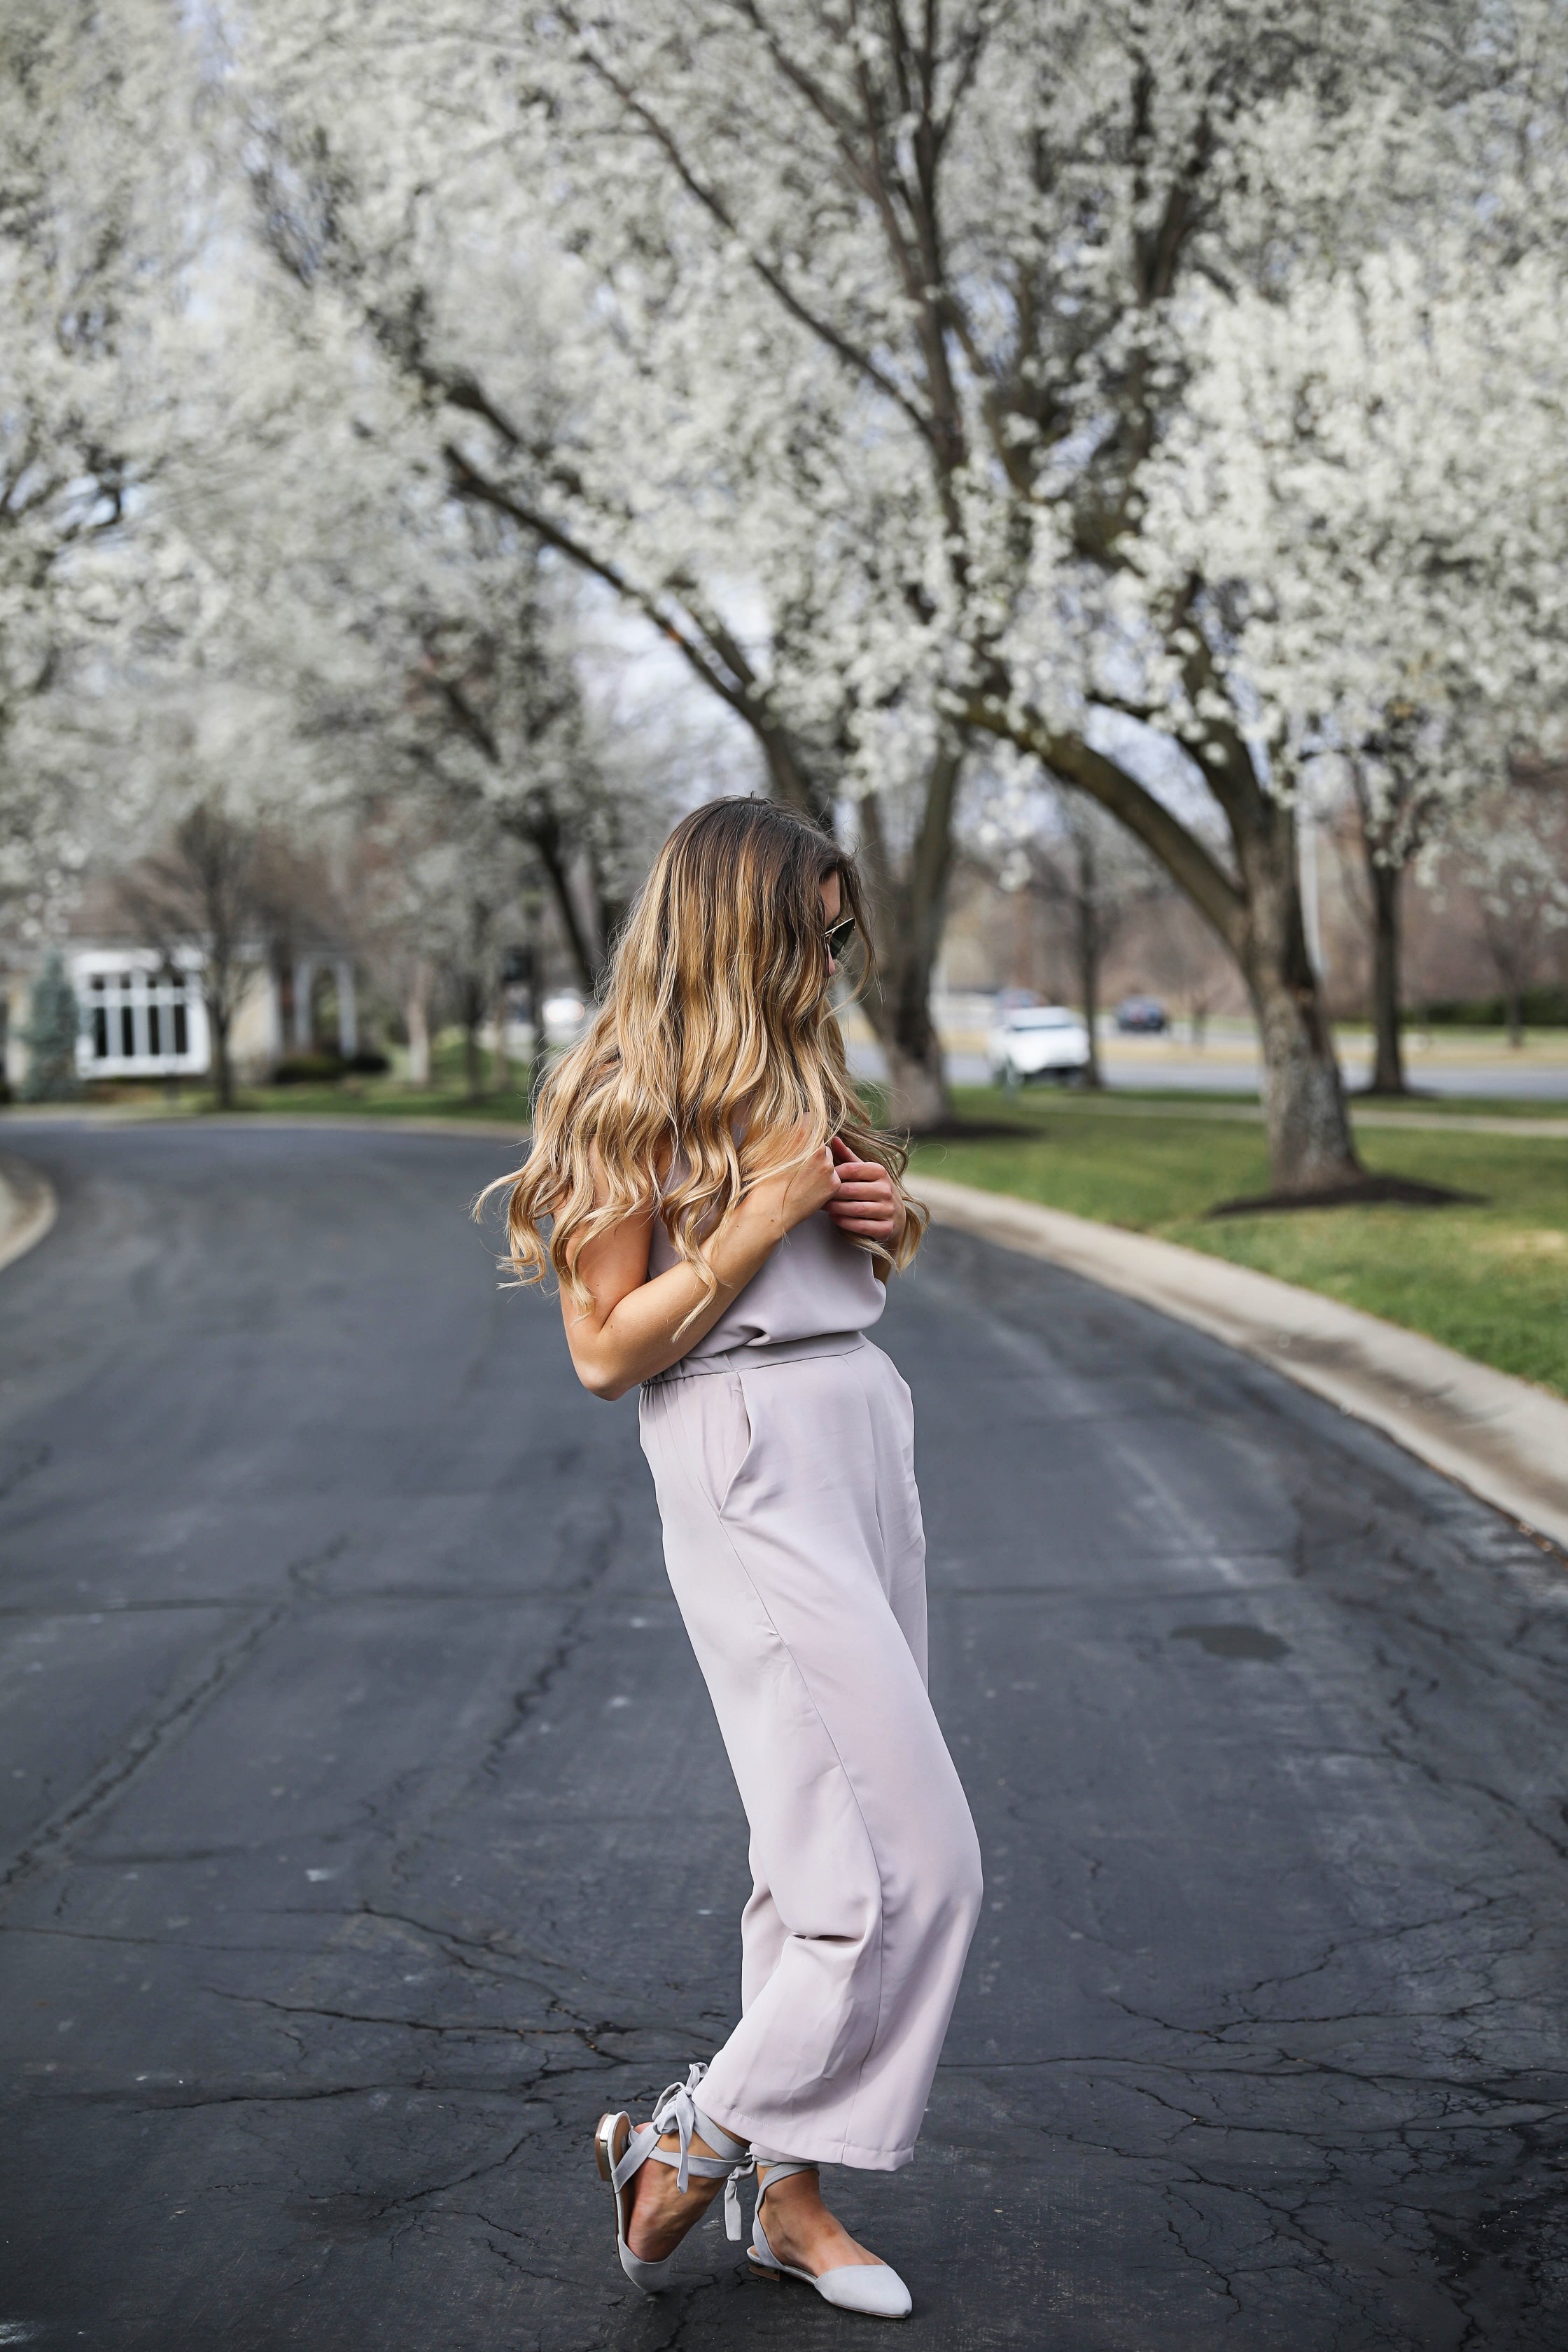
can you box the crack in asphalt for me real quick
[0,1600,290,1904]
[207,1987,582,2042]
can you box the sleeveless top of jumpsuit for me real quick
[645,1189,887,1365]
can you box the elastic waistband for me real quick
[643,1331,869,1388]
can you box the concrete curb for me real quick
[0,1154,58,1278]
[918,1173,1568,1555]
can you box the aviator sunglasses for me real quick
[824,913,858,960]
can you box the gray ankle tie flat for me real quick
[594,2060,753,2293]
[748,2159,913,2319]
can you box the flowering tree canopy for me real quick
[225,0,1568,1170]
[0,0,198,930]
[1141,234,1568,1087]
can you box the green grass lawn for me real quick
[64,1039,536,1129]
[911,1086,1568,1398]
[220,1073,536,1126]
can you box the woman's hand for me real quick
[825,1135,906,1246]
[740,1121,841,1242]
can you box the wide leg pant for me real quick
[638,1332,983,2171]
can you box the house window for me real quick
[74,962,206,1076]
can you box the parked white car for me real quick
[987,1003,1093,1087]
[541,990,589,1046]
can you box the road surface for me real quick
[1,1124,1564,2350]
[849,1042,1568,1098]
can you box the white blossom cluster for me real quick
[1139,241,1568,835]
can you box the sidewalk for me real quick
[0,1152,57,1277]
[919,1173,1568,1557]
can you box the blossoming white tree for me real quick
[144,214,678,1000]
[1142,242,1568,1094]
[0,0,199,932]
[224,0,1568,1172]
[227,3,990,1119]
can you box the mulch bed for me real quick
[909,1119,1035,1141]
[1208,1175,1485,1219]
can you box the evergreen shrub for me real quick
[20,953,82,1100]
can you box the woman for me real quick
[488,799,982,2320]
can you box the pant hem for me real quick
[697,2091,915,2174]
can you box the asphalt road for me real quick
[848,1044,1568,1097]
[1,1124,1565,2352]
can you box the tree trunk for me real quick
[762,729,836,830]
[405,960,433,1088]
[276,955,296,1066]
[1238,808,1362,1195]
[1007,720,1362,1194]
[1007,888,1032,990]
[860,964,952,1130]
[1366,855,1407,1095]
[1074,831,1104,1088]
[851,749,960,1130]
[504,808,600,994]
[490,988,511,1091]
[209,1001,234,1111]
[1480,914,1529,1048]
[519,941,545,1086]
[461,981,484,1100]
[987,718,1361,1189]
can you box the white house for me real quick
[3,930,362,1092]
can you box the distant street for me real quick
[850,1036,1568,1098]
[1,1124,1565,2350]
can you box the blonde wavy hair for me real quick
[483,797,926,1314]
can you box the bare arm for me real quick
[561,1136,842,1401]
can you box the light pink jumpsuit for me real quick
[638,1205,983,2171]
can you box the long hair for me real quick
[482,797,926,1313]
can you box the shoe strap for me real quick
[694,2104,750,2164]
[650,2062,750,2179]
[609,2121,662,2195]
[645,2147,741,2181]
[756,2158,819,2204]
[638,2062,755,2240]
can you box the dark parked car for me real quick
[1115,994,1168,1035]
